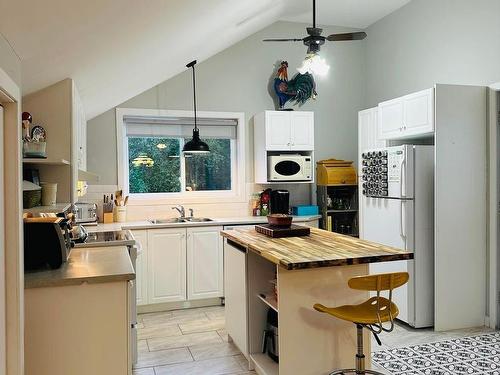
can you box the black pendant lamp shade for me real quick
[183,60,210,154]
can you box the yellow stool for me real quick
[314,272,409,375]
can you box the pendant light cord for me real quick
[313,0,316,28]
[186,60,198,131]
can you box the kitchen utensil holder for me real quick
[114,206,127,223]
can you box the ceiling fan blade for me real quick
[327,32,367,41]
[263,38,304,42]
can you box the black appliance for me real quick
[24,218,72,270]
[262,308,279,363]
[270,190,290,214]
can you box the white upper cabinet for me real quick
[260,111,314,151]
[265,111,292,150]
[378,88,434,140]
[290,111,314,150]
[403,88,435,137]
[147,228,187,304]
[186,226,224,300]
[378,98,404,139]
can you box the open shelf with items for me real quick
[317,184,359,237]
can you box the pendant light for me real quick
[183,60,210,154]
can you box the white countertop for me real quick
[84,215,321,232]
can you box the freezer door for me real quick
[362,196,415,325]
[387,145,414,199]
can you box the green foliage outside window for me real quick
[128,137,232,194]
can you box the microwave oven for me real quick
[268,154,313,181]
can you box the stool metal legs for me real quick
[328,324,385,375]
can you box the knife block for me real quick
[103,212,113,224]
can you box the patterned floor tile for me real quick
[372,332,500,375]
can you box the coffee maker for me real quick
[270,190,290,214]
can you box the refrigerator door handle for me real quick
[400,200,407,249]
[400,157,407,198]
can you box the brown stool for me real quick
[313,272,409,375]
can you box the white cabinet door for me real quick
[265,111,291,150]
[290,112,314,150]
[378,97,404,140]
[132,230,148,306]
[147,228,187,304]
[224,240,248,356]
[187,226,224,300]
[358,108,384,171]
[403,88,434,137]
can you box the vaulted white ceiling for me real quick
[0,0,410,119]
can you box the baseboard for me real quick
[137,297,223,314]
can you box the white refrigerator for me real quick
[360,145,434,328]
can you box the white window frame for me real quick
[116,108,246,204]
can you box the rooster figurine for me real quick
[273,61,317,110]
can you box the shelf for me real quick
[251,353,279,375]
[321,184,358,187]
[258,293,278,312]
[23,202,72,215]
[327,209,358,213]
[23,158,70,165]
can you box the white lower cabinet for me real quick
[147,228,187,304]
[132,230,148,306]
[187,226,224,300]
[223,240,248,357]
[133,226,224,306]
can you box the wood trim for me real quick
[115,108,246,204]
[0,65,23,375]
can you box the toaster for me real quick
[73,202,98,224]
[24,217,72,270]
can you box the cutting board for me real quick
[255,224,310,238]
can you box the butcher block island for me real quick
[220,227,413,375]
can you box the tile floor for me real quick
[134,305,495,375]
[134,305,255,375]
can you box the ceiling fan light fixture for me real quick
[298,53,330,76]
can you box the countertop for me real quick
[25,246,135,289]
[221,227,413,270]
[84,215,321,232]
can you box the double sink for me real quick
[149,217,213,224]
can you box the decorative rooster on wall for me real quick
[272,61,317,110]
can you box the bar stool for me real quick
[313,272,409,375]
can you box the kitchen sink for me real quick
[149,218,187,224]
[148,217,213,224]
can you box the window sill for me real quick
[127,192,247,205]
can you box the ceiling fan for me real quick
[263,0,367,55]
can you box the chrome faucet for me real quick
[172,205,186,218]
[188,208,194,218]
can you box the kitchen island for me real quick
[221,227,412,375]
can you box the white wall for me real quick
[365,0,500,106]
[0,33,21,87]
[87,21,366,188]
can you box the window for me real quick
[117,109,245,201]
[127,137,232,194]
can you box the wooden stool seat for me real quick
[314,296,399,325]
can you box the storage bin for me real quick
[292,205,319,216]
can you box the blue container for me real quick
[292,205,319,216]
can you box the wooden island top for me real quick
[220,227,413,270]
